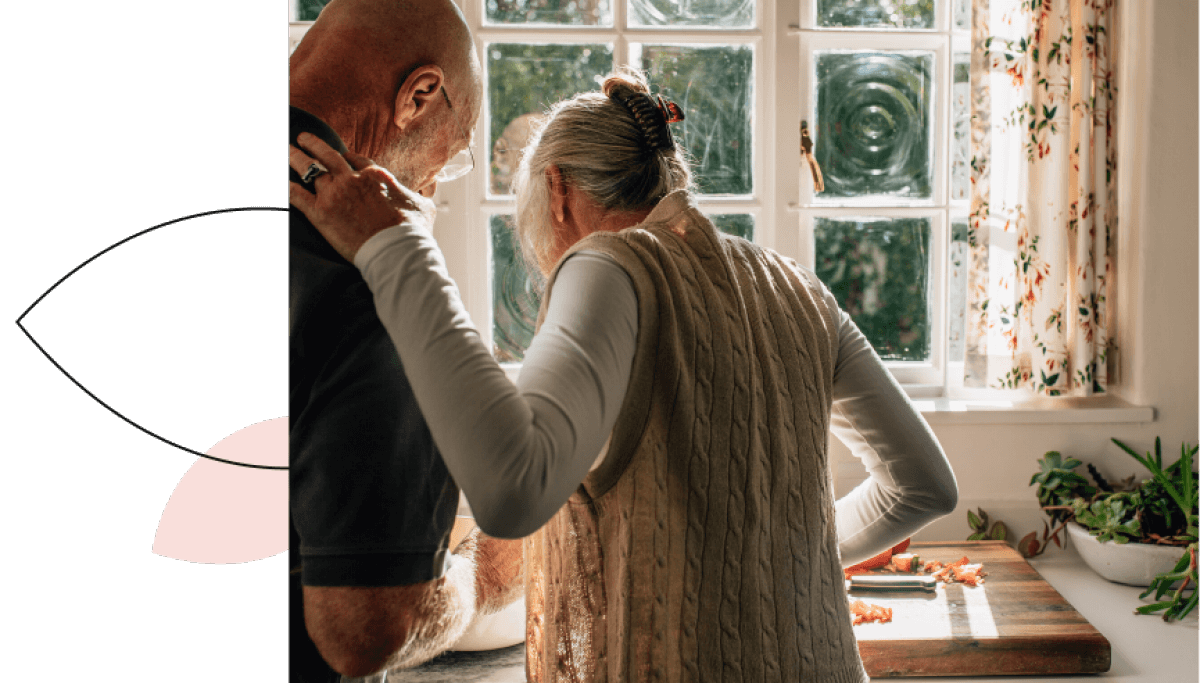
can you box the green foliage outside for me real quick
[295,0,330,22]
[817,0,935,29]
[814,217,931,362]
[486,43,613,192]
[641,45,754,196]
[485,0,611,25]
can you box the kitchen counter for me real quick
[389,544,1197,682]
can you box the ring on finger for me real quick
[301,161,329,185]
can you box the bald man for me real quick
[288,1,522,680]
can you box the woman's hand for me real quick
[288,132,436,263]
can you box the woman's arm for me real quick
[355,225,637,539]
[820,281,959,567]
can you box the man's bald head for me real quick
[291,0,481,188]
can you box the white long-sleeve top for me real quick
[353,215,957,566]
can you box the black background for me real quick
[15,5,280,676]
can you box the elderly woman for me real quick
[289,71,957,683]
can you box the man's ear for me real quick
[393,65,445,131]
[546,165,566,227]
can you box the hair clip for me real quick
[612,90,683,153]
[657,96,685,124]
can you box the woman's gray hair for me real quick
[511,69,693,277]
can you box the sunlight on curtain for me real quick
[963,0,1117,396]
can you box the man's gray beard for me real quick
[376,135,422,191]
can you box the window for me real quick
[290,0,972,393]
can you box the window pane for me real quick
[635,44,754,196]
[294,0,330,21]
[814,216,931,361]
[816,0,935,30]
[814,51,934,202]
[629,0,753,28]
[953,0,969,30]
[486,0,612,26]
[951,52,970,201]
[491,216,541,362]
[948,212,969,363]
[709,213,754,241]
[488,43,614,196]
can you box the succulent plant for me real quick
[1030,451,1097,522]
[1071,495,1141,544]
[1020,438,1198,620]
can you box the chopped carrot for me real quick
[922,556,987,586]
[889,553,920,572]
[849,599,893,626]
[951,563,987,587]
[844,538,913,579]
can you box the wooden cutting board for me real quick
[852,540,1110,677]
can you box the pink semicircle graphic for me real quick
[153,417,287,563]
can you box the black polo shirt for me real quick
[288,107,459,682]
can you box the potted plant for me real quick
[1024,438,1197,621]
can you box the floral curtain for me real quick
[964,0,1118,396]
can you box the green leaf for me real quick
[967,531,987,541]
[990,522,1009,541]
[967,509,984,530]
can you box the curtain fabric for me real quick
[964,0,1118,396]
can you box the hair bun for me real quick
[601,69,651,100]
[605,70,683,153]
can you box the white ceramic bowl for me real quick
[1066,522,1187,587]
[451,596,526,651]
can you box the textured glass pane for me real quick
[491,216,541,362]
[488,44,613,196]
[637,44,753,196]
[816,0,935,29]
[814,216,931,361]
[709,213,754,241]
[295,0,330,21]
[951,53,970,201]
[814,51,934,201]
[629,0,753,28]
[948,213,969,363]
[486,0,612,26]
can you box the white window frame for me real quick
[289,0,974,396]
[795,29,951,389]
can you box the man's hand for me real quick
[289,132,437,263]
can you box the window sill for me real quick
[912,395,1156,426]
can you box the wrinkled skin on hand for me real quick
[289,131,437,263]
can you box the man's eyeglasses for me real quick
[435,86,475,183]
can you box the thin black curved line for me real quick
[16,205,283,324]
[16,207,290,471]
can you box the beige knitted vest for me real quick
[524,191,869,683]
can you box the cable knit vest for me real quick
[524,191,869,683]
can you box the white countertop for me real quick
[391,545,1198,682]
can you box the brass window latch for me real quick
[800,120,824,193]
